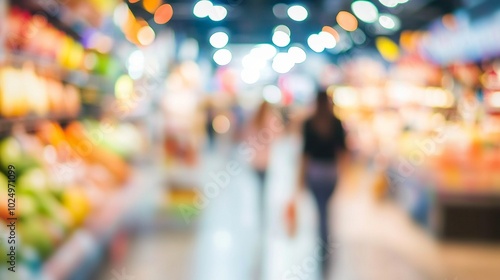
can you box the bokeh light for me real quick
[263,85,282,104]
[288,46,306,64]
[322,26,340,41]
[319,31,336,49]
[137,25,155,46]
[193,1,212,18]
[212,115,231,134]
[337,11,358,32]
[351,1,379,23]
[287,5,308,21]
[143,0,162,14]
[154,4,173,24]
[308,34,325,53]
[241,68,260,84]
[209,5,227,21]
[213,49,232,65]
[379,0,399,8]
[375,36,400,61]
[209,32,229,48]
[273,3,288,19]
[379,14,401,30]
[272,52,295,73]
[272,31,290,47]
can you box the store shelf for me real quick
[41,165,164,280]
[4,52,113,89]
[0,115,77,136]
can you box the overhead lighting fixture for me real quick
[137,26,155,46]
[213,49,232,65]
[307,34,324,53]
[143,0,162,14]
[209,5,227,21]
[274,25,291,36]
[209,32,229,48]
[379,14,401,30]
[379,0,399,8]
[113,3,129,28]
[375,37,400,61]
[242,54,266,70]
[273,3,288,19]
[351,1,379,23]
[272,31,290,47]
[319,31,336,49]
[288,46,306,64]
[263,85,282,104]
[127,50,145,80]
[336,11,358,32]
[322,26,340,42]
[154,4,173,24]
[287,5,308,21]
[272,52,295,74]
[241,69,260,84]
[193,1,213,18]
[251,44,277,60]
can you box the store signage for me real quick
[420,12,500,64]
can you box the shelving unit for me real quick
[41,166,164,280]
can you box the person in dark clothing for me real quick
[290,90,348,277]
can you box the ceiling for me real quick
[128,0,464,47]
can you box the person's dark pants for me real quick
[307,163,336,277]
[255,169,267,229]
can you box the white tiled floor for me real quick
[193,135,321,280]
[105,135,465,280]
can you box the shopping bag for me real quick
[284,198,297,237]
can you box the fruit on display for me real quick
[0,119,143,263]
[0,66,82,118]
[64,122,131,184]
[0,67,29,117]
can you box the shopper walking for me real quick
[289,90,348,277]
[245,101,283,221]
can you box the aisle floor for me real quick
[100,136,500,280]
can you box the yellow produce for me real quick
[62,187,91,225]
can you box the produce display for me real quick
[0,66,81,118]
[0,119,143,272]
[331,58,500,196]
[0,1,149,278]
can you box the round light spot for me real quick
[210,32,229,48]
[213,49,232,65]
[351,1,379,23]
[287,5,308,21]
[213,115,231,134]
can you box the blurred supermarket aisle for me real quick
[100,135,446,280]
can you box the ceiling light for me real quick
[251,44,277,60]
[287,5,308,21]
[241,69,260,84]
[288,46,306,63]
[319,31,336,49]
[272,52,295,74]
[137,26,155,46]
[273,3,288,19]
[336,11,358,31]
[379,14,400,30]
[209,32,229,48]
[213,49,232,65]
[307,34,324,53]
[154,4,173,24]
[209,5,227,21]
[263,85,282,104]
[351,1,379,23]
[272,31,290,47]
[379,0,398,8]
[193,1,212,18]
